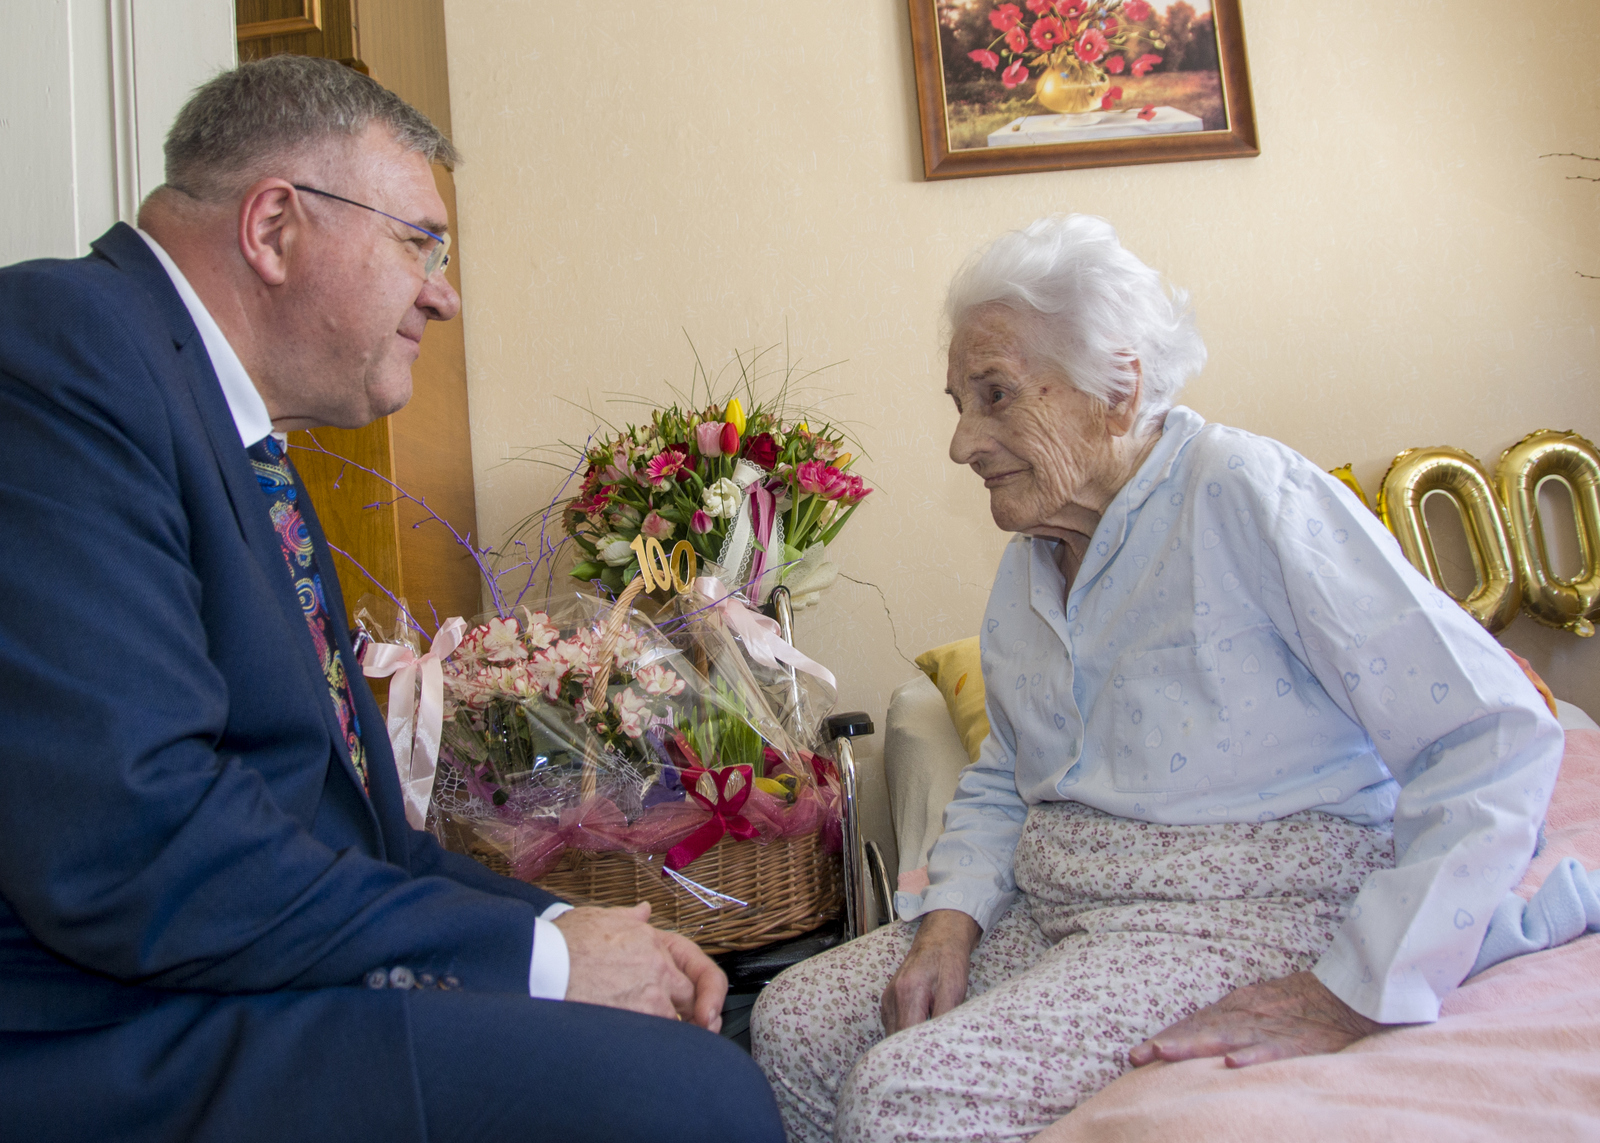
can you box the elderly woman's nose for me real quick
[949,411,985,466]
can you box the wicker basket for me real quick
[463,830,844,954]
[442,578,845,953]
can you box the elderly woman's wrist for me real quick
[917,908,983,953]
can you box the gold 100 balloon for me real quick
[1330,430,1600,638]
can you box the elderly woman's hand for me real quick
[880,909,982,1036]
[1128,970,1382,1069]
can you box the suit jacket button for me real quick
[389,966,416,990]
[366,969,390,990]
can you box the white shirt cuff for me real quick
[528,903,573,1000]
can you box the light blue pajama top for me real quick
[905,406,1564,1024]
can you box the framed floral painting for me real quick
[908,0,1258,180]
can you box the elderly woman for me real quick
[750,215,1564,1142]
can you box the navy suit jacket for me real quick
[0,223,560,1034]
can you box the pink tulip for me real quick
[640,511,674,540]
[691,510,712,534]
[695,421,724,457]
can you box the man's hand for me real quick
[1128,970,1382,1069]
[554,902,727,1032]
[880,909,982,1036]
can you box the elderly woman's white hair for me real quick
[945,214,1207,434]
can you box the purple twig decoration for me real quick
[290,431,588,626]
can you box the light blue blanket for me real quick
[1470,857,1600,977]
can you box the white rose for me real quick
[598,534,634,566]
[702,478,742,519]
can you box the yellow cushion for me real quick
[914,637,990,762]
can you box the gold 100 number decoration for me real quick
[628,535,699,595]
[1368,430,1600,637]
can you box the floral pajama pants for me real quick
[750,801,1393,1143]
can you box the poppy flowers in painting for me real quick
[966,0,1164,99]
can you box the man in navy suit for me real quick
[0,56,782,1142]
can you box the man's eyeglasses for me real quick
[291,185,452,278]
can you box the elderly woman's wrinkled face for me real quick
[947,305,1123,535]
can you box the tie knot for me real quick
[247,435,285,464]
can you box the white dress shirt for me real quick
[135,229,574,1000]
[906,405,1564,1024]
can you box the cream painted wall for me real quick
[442,0,1600,727]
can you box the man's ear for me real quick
[237,179,299,288]
[1106,358,1144,438]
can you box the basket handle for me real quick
[580,575,648,798]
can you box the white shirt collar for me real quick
[135,229,277,448]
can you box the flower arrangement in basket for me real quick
[968,0,1166,114]
[413,580,846,953]
[559,385,872,610]
[321,345,863,953]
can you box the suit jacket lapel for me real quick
[90,225,380,820]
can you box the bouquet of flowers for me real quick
[968,0,1166,113]
[561,393,872,608]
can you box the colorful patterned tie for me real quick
[246,435,370,792]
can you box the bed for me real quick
[881,646,1600,1140]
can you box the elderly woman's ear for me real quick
[1104,359,1144,438]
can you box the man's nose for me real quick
[419,271,461,322]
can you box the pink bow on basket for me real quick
[692,577,837,689]
[361,616,467,828]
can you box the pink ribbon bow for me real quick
[692,577,837,689]
[665,764,762,872]
[361,616,467,828]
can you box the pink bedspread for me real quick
[1034,729,1600,1143]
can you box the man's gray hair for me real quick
[945,215,1206,435]
[164,55,459,201]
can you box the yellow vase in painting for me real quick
[1034,60,1110,114]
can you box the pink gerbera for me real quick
[645,449,688,486]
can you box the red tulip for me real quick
[968,48,1001,70]
[720,421,740,455]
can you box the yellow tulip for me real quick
[798,421,810,434]
[724,398,747,435]
[835,452,853,468]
